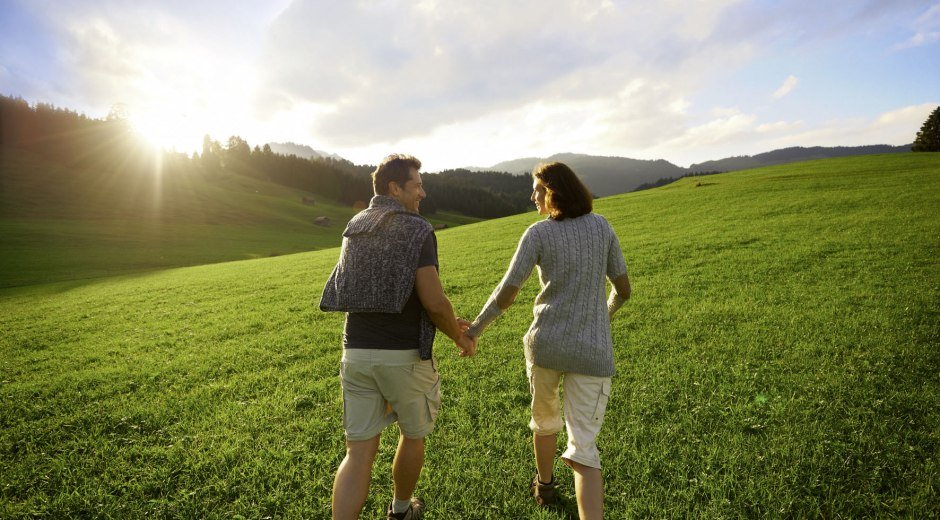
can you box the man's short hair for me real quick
[532,162,593,220]
[373,154,422,195]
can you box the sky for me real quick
[1,0,938,171]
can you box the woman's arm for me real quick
[466,284,520,337]
[607,226,630,319]
[608,273,631,319]
[467,229,538,338]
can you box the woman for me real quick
[467,162,631,520]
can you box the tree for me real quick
[201,134,222,177]
[106,102,129,121]
[912,106,940,152]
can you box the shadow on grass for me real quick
[0,268,173,299]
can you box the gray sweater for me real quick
[470,213,627,376]
[320,195,436,359]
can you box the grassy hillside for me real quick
[1,154,938,518]
[0,148,480,288]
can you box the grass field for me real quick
[1,154,938,518]
[0,148,481,288]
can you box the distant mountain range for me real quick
[688,144,911,172]
[465,145,912,196]
[266,142,912,197]
[266,141,345,161]
[469,153,686,197]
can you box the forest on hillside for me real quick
[0,95,532,219]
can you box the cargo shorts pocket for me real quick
[592,379,611,423]
[339,362,348,428]
[425,375,442,423]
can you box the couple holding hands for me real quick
[320,154,631,520]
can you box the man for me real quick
[320,154,476,520]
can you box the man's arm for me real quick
[415,265,476,356]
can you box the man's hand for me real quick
[455,332,477,357]
[457,317,471,332]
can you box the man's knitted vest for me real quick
[320,195,436,359]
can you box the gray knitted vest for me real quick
[319,195,436,359]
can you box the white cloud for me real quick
[628,103,933,167]
[772,75,799,99]
[255,0,750,147]
[756,120,803,133]
[332,77,696,171]
[5,0,937,168]
[893,3,940,50]
[13,0,290,139]
[700,103,935,163]
[664,111,758,148]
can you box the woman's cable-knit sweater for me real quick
[469,213,627,377]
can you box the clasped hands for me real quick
[454,318,478,357]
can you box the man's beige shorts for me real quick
[340,349,442,441]
[527,360,612,469]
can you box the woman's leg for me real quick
[533,432,557,483]
[560,372,611,520]
[568,459,603,520]
[527,362,564,489]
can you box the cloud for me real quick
[330,77,697,171]
[756,120,804,133]
[772,75,799,99]
[744,103,935,155]
[893,3,940,50]
[5,0,936,169]
[872,102,937,128]
[663,110,758,148]
[255,0,749,147]
[625,102,933,167]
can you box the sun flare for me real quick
[129,110,204,152]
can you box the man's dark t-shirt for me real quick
[343,232,438,349]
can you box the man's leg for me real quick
[392,433,425,501]
[332,435,381,520]
[533,432,557,483]
[569,459,603,520]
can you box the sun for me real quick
[128,110,204,152]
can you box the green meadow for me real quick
[1,154,938,518]
[0,148,479,288]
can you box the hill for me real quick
[1,154,937,517]
[0,145,481,288]
[0,96,499,287]
[472,152,687,196]
[266,141,344,161]
[471,146,915,196]
[0,95,530,222]
[688,144,911,172]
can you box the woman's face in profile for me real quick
[531,178,549,215]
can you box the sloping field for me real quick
[0,148,480,288]
[1,154,938,518]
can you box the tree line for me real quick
[0,95,533,219]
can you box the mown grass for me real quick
[1,154,938,518]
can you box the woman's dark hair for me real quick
[373,154,422,195]
[532,162,593,220]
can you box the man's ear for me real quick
[387,181,401,196]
